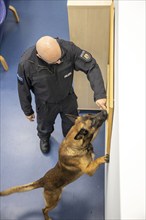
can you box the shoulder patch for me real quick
[80,51,92,62]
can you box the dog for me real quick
[0,110,109,220]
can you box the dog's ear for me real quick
[66,114,78,123]
[74,128,88,140]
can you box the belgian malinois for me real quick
[0,110,109,220]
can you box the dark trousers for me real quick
[36,94,78,140]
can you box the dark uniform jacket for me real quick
[17,38,106,116]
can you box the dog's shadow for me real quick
[19,195,96,220]
[52,192,96,220]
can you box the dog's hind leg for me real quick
[42,189,62,220]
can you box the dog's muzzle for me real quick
[91,110,108,128]
[97,110,108,119]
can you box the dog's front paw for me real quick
[104,154,110,163]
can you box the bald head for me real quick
[36,36,61,64]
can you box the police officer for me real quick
[17,36,106,154]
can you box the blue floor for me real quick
[0,1,105,219]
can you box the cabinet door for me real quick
[68,1,111,110]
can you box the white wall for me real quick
[105,1,145,220]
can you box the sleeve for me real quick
[17,63,34,116]
[70,42,106,101]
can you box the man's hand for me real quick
[96,98,107,110]
[26,113,35,121]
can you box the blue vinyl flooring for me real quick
[0,1,105,219]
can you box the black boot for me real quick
[40,138,50,154]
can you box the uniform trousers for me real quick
[36,93,78,140]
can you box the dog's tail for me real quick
[0,178,44,196]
